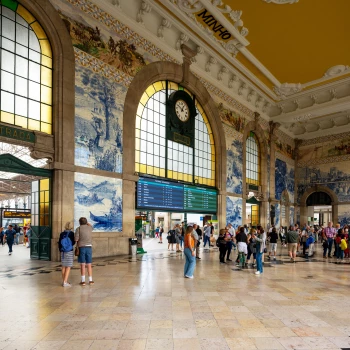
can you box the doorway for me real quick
[135,211,214,252]
[306,191,332,227]
[0,147,52,260]
[246,196,260,227]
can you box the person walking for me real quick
[75,217,94,286]
[193,224,202,260]
[183,226,196,279]
[26,223,32,248]
[58,222,75,287]
[175,224,182,252]
[217,229,228,264]
[4,225,16,255]
[203,223,211,249]
[322,222,336,258]
[254,226,266,275]
[286,225,299,263]
[267,227,278,261]
[225,227,234,261]
[158,226,163,244]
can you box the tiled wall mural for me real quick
[297,162,350,203]
[219,105,246,133]
[299,135,350,164]
[290,207,295,226]
[52,0,158,76]
[74,173,122,232]
[226,196,243,228]
[226,137,243,195]
[275,139,295,160]
[275,158,295,203]
[338,205,350,227]
[275,203,280,228]
[75,65,125,172]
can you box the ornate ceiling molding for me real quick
[273,83,302,99]
[324,65,350,77]
[262,0,299,4]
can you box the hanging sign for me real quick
[0,125,36,143]
[3,211,31,218]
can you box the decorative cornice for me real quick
[300,130,350,147]
[262,0,299,4]
[222,123,243,141]
[298,153,350,168]
[276,151,295,166]
[273,83,302,99]
[324,65,350,77]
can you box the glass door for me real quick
[30,178,51,260]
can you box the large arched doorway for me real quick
[306,192,332,226]
[122,53,226,249]
[300,186,338,226]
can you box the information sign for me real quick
[184,185,217,213]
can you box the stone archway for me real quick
[299,186,338,225]
[122,56,227,235]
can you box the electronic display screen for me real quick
[137,177,184,210]
[136,177,217,213]
[184,185,217,213]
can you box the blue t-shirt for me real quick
[4,229,16,241]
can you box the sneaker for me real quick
[252,263,256,267]
[273,257,276,261]
[255,271,261,275]
[267,256,271,260]
[196,257,201,260]
[79,281,86,286]
[185,275,193,279]
[8,252,11,255]
[89,281,94,285]
[227,259,232,261]
[63,282,71,287]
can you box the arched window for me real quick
[135,81,215,187]
[0,1,52,134]
[246,131,260,186]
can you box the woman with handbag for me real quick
[254,226,266,275]
[75,217,94,286]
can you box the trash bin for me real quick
[129,238,137,256]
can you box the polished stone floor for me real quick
[1,241,350,350]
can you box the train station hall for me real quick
[0,0,350,349]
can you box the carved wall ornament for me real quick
[262,0,299,3]
[224,39,239,56]
[310,95,318,105]
[329,89,338,100]
[205,56,217,72]
[273,82,302,99]
[238,82,246,95]
[111,0,121,8]
[247,90,256,102]
[157,18,172,38]
[255,96,263,108]
[324,65,350,77]
[293,113,312,122]
[196,46,205,54]
[217,66,228,81]
[136,1,152,25]
[262,102,271,113]
[175,33,189,50]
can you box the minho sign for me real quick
[196,9,232,40]
[0,125,35,143]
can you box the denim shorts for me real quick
[78,246,92,264]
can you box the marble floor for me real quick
[0,241,350,350]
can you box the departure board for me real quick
[184,185,217,213]
[137,177,184,210]
[137,178,217,213]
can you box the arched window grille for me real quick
[0,1,52,134]
[135,81,215,187]
[246,131,260,186]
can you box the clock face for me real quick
[175,99,190,122]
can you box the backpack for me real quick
[306,236,314,248]
[60,231,73,252]
[341,239,348,251]
[336,236,342,245]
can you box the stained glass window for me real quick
[246,131,260,186]
[0,1,52,134]
[135,81,215,187]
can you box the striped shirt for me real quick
[324,227,336,238]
